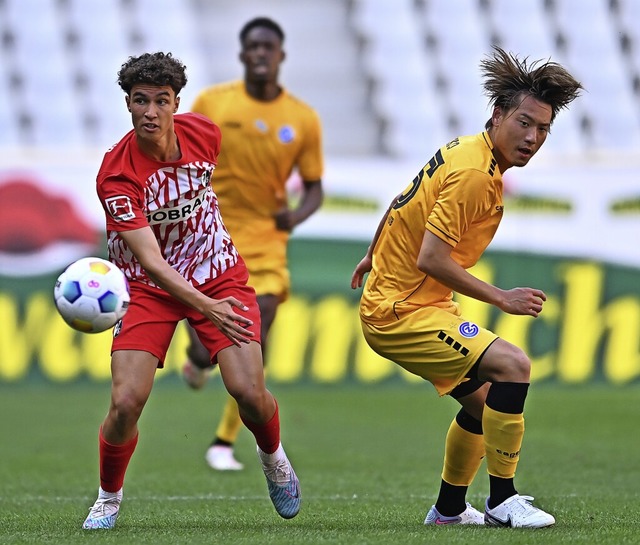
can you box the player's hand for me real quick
[274,207,295,232]
[351,255,372,289]
[498,287,547,317]
[204,296,255,345]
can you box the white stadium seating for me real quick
[0,0,638,159]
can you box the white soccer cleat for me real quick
[182,360,211,390]
[484,494,555,528]
[82,488,122,530]
[205,445,244,471]
[424,502,484,525]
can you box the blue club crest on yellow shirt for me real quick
[278,125,295,143]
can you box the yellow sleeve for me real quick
[427,170,493,246]
[297,109,324,181]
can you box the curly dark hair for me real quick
[117,52,188,96]
[481,46,582,128]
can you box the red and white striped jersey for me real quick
[97,113,239,287]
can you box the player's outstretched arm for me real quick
[350,255,372,289]
[274,179,324,232]
[350,194,401,290]
[418,230,546,317]
[495,287,547,317]
[119,226,255,344]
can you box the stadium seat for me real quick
[0,0,639,155]
[352,0,449,157]
[0,77,21,147]
[488,0,557,61]
[2,0,86,146]
[549,0,640,151]
[421,0,492,138]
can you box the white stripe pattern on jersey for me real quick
[110,162,238,286]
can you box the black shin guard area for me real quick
[455,408,483,435]
[486,382,530,414]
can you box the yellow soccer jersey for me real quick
[361,131,504,324]
[191,81,323,269]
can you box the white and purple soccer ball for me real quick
[54,257,129,333]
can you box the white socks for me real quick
[98,487,123,501]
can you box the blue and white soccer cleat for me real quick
[82,488,122,530]
[259,446,301,519]
[484,494,555,528]
[424,502,485,525]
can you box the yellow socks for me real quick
[442,417,485,486]
[215,395,243,444]
[482,405,524,479]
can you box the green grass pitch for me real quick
[1,381,639,544]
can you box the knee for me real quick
[110,390,146,428]
[230,384,271,416]
[480,342,531,383]
[506,347,531,382]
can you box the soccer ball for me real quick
[54,257,130,333]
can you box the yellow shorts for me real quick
[247,265,290,301]
[360,306,498,396]
[240,244,291,302]
[234,233,289,301]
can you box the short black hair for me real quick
[117,52,188,96]
[239,17,285,45]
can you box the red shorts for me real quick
[112,261,261,367]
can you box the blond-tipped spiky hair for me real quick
[481,47,582,127]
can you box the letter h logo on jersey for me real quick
[106,195,136,222]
